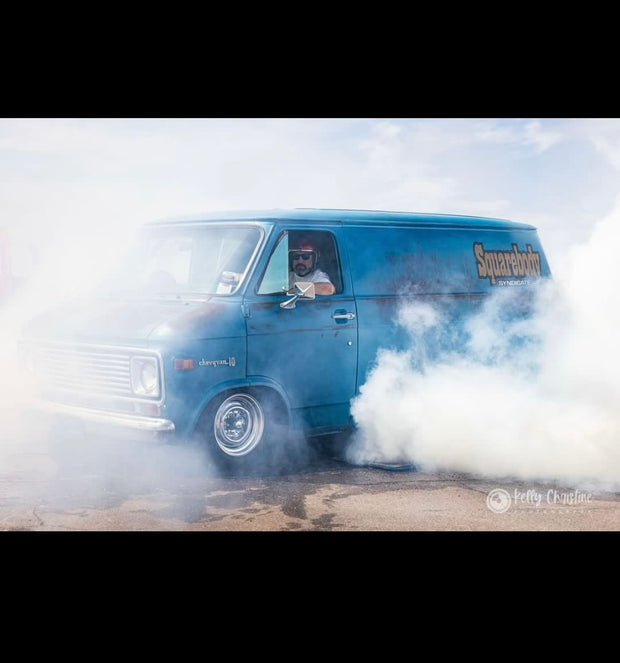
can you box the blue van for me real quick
[20,209,551,472]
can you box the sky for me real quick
[2,116,620,284]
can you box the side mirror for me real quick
[280,281,316,309]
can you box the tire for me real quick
[197,389,286,475]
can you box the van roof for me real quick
[152,208,537,230]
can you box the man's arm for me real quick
[311,269,335,295]
[313,281,335,295]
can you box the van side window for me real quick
[257,230,342,295]
[257,232,289,294]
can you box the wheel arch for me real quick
[189,377,292,435]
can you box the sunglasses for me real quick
[290,252,314,261]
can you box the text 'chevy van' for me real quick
[19,209,552,472]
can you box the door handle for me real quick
[332,312,356,321]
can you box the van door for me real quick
[244,227,357,432]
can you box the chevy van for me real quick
[19,209,551,472]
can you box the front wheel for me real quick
[197,389,286,475]
[213,393,265,458]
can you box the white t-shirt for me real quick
[289,268,332,287]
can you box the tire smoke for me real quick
[346,204,620,491]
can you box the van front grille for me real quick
[24,342,160,402]
[38,345,133,396]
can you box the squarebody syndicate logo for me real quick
[474,242,542,286]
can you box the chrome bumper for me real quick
[34,399,176,432]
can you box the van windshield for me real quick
[99,224,262,299]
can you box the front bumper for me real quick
[34,399,176,433]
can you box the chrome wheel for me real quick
[213,393,265,457]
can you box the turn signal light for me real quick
[174,358,195,371]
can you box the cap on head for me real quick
[291,237,317,252]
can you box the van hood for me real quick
[20,296,245,346]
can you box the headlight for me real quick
[130,356,160,397]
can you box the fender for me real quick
[186,375,294,435]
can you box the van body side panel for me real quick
[345,225,550,296]
[343,223,551,391]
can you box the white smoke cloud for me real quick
[0,224,218,513]
[346,200,620,491]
